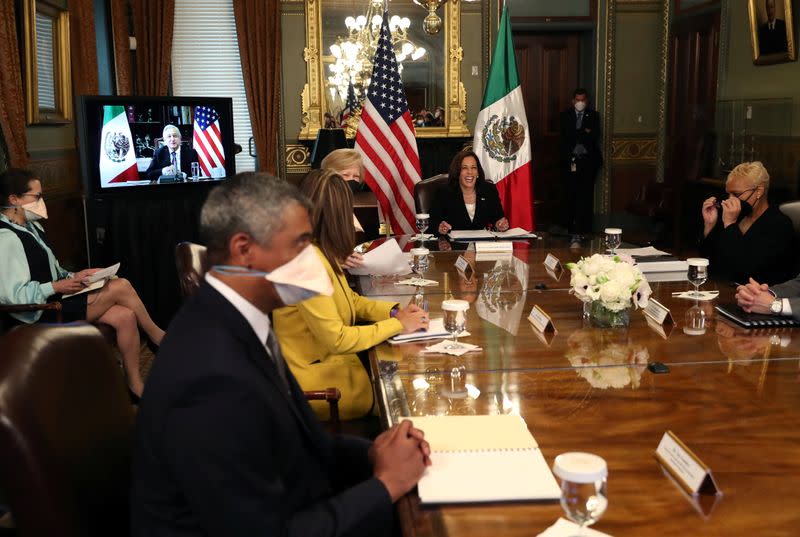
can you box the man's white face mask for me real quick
[574,101,587,112]
[213,244,333,306]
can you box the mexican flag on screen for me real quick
[99,105,139,186]
[473,6,534,231]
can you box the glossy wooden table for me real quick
[360,244,800,537]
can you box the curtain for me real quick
[233,0,281,174]
[0,0,29,167]
[132,0,174,96]
[68,0,99,96]
[110,0,133,95]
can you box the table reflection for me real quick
[565,329,649,389]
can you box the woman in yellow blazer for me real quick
[273,170,429,420]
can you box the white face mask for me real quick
[213,244,333,306]
[574,101,587,112]
[22,198,48,221]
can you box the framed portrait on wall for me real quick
[748,0,797,65]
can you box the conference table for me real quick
[358,234,800,537]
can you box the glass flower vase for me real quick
[589,301,630,328]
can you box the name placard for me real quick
[545,266,564,281]
[454,255,473,278]
[543,253,562,272]
[528,305,556,334]
[654,431,721,497]
[643,298,674,326]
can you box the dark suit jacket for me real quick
[559,107,603,169]
[145,145,200,182]
[758,19,788,55]
[429,181,505,234]
[772,273,800,321]
[131,281,393,537]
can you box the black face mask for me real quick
[716,191,755,222]
[347,180,362,194]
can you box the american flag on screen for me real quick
[193,106,225,177]
[354,10,421,235]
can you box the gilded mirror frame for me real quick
[300,0,470,140]
[23,0,72,125]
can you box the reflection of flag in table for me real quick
[354,10,421,235]
[193,106,225,177]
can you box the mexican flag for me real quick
[99,105,139,186]
[473,6,534,231]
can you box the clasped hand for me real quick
[735,277,773,314]
[370,420,432,502]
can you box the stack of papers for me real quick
[62,262,120,298]
[348,239,412,276]
[449,227,534,240]
[388,318,469,344]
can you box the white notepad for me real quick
[408,415,561,504]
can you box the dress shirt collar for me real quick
[206,271,271,347]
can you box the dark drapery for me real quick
[0,0,29,167]
[110,0,133,95]
[233,0,281,173]
[132,0,174,96]
[68,0,99,96]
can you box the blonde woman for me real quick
[700,161,796,284]
[272,169,429,420]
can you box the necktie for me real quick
[265,329,290,391]
[576,111,584,129]
[171,151,177,171]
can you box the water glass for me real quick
[553,452,608,534]
[686,258,709,298]
[605,228,622,256]
[410,247,430,273]
[415,213,430,239]
[442,299,469,349]
[191,162,200,181]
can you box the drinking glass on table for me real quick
[442,299,469,349]
[415,213,430,241]
[686,258,709,298]
[411,247,430,274]
[553,452,608,536]
[605,228,622,256]
[191,162,200,181]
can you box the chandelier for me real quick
[412,0,448,35]
[327,0,426,104]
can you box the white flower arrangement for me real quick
[566,254,651,312]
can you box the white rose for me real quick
[599,279,626,304]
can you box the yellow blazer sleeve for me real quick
[352,293,398,323]
[295,292,403,356]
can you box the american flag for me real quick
[354,10,421,235]
[340,79,359,127]
[193,106,226,177]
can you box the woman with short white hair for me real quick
[700,161,796,284]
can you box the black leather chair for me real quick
[413,173,448,214]
[0,323,135,537]
[174,242,342,431]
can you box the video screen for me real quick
[78,96,236,193]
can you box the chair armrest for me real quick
[0,302,62,323]
[303,388,342,434]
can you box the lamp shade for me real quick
[310,128,347,169]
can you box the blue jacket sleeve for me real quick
[0,230,55,322]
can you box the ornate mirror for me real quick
[300,0,470,139]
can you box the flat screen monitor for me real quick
[77,95,236,196]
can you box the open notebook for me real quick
[408,414,561,504]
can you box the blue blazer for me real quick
[131,281,393,537]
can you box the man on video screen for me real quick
[145,124,199,182]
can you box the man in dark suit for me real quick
[559,88,603,241]
[758,0,788,55]
[131,172,431,537]
[144,124,200,182]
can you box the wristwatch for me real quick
[770,299,783,314]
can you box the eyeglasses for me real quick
[21,192,44,201]
[726,187,757,199]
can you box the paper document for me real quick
[388,318,469,344]
[449,227,533,240]
[347,239,412,276]
[62,263,120,298]
[407,415,561,504]
[635,259,688,273]
[614,246,670,257]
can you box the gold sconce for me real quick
[412,0,448,35]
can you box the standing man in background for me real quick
[559,88,603,244]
